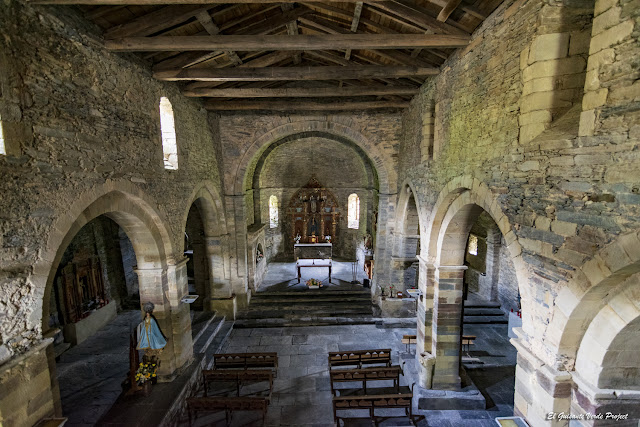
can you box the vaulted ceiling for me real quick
[32,0,505,111]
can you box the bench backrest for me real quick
[187,396,268,411]
[328,349,391,367]
[332,392,413,409]
[329,366,402,382]
[213,353,278,369]
[203,369,273,382]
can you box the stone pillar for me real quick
[165,258,193,373]
[431,264,467,390]
[511,335,573,427]
[225,194,249,310]
[0,339,56,427]
[416,259,436,388]
[206,233,237,319]
[570,373,640,426]
[484,233,501,302]
[371,192,397,296]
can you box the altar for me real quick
[294,243,332,283]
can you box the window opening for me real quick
[269,195,279,228]
[0,114,6,155]
[348,193,360,229]
[468,234,478,256]
[159,97,178,170]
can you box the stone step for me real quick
[253,290,370,298]
[463,307,506,316]
[240,308,373,319]
[190,310,217,344]
[463,300,501,308]
[204,321,235,369]
[234,316,377,328]
[463,315,508,324]
[245,301,372,311]
[249,296,371,304]
[193,315,225,355]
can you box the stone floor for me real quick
[259,259,369,292]
[190,323,516,427]
[56,310,140,427]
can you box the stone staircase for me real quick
[235,289,375,327]
[463,299,508,324]
[190,310,234,368]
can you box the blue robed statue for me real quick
[137,302,167,351]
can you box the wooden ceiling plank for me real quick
[195,11,243,65]
[204,100,409,111]
[372,1,469,35]
[183,86,419,97]
[345,1,363,60]
[154,65,438,81]
[106,34,471,51]
[234,7,312,36]
[31,0,378,3]
[428,0,487,19]
[437,0,464,22]
[84,5,126,20]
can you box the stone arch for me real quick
[181,182,233,304]
[181,181,229,252]
[574,274,640,390]
[232,120,394,196]
[546,230,640,371]
[37,182,174,335]
[422,176,529,389]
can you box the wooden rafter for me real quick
[345,1,363,60]
[106,34,470,51]
[30,0,378,3]
[437,0,464,22]
[371,1,469,35]
[184,86,418,97]
[154,65,439,81]
[204,100,410,111]
[195,11,243,65]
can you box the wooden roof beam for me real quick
[30,0,375,3]
[106,34,470,51]
[437,0,464,22]
[154,65,439,81]
[345,2,363,60]
[204,100,410,111]
[184,86,419,97]
[371,1,469,35]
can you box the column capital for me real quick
[434,264,468,271]
[133,266,165,276]
[167,257,189,269]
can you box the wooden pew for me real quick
[213,353,278,371]
[401,335,417,353]
[328,349,392,369]
[186,396,268,427]
[462,335,476,354]
[329,365,405,395]
[202,369,273,399]
[332,384,424,426]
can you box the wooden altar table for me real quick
[296,259,332,283]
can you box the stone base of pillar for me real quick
[209,294,237,320]
[0,339,56,427]
[378,296,417,317]
[431,374,462,391]
[417,352,436,389]
[570,373,640,426]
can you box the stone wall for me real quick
[0,1,232,423]
[395,0,640,423]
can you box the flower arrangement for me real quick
[389,285,396,298]
[135,362,157,385]
[306,278,322,288]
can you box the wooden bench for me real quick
[401,335,417,353]
[202,369,273,399]
[213,353,278,371]
[329,365,405,396]
[332,384,424,426]
[462,335,476,354]
[328,349,392,369]
[186,396,268,427]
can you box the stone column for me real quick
[165,257,193,372]
[205,234,237,318]
[431,264,467,390]
[511,337,572,427]
[371,192,397,295]
[225,194,249,311]
[416,259,436,388]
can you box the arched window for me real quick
[468,234,478,255]
[0,113,6,155]
[269,195,278,228]
[348,193,360,229]
[159,97,178,170]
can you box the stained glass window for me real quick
[269,195,278,228]
[348,193,360,229]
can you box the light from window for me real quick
[159,97,178,170]
[0,114,6,155]
[269,195,278,228]
[468,234,478,255]
[348,193,360,229]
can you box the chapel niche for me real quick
[287,178,340,247]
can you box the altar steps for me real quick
[463,300,508,324]
[236,289,375,327]
[190,311,235,366]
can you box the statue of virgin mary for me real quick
[137,302,167,352]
